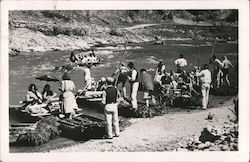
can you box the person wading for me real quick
[197,64,212,110]
[139,69,156,107]
[101,77,122,139]
[127,62,139,110]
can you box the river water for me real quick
[9,40,238,152]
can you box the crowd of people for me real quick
[22,53,235,139]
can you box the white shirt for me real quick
[214,59,223,69]
[175,58,187,67]
[131,69,137,81]
[198,69,212,84]
[222,59,233,69]
[83,67,91,81]
[156,65,166,75]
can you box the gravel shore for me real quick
[49,97,235,152]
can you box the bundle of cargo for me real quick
[12,116,60,146]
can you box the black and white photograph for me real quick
[1,1,249,162]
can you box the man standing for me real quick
[175,54,187,73]
[209,55,223,88]
[198,64,212,110]
[222,56,234,87]
[127,62,139,110]
[111,63,129,97]
[139,69,156,107]
[101,77,121,139]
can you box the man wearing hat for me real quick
[198,64,212,110]
[127,62,139,109]
[101,77,121,139]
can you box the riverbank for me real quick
[9,10,238,55]
[49,97,236,152]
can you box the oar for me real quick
[198,43,201,67]
[211,38,217,57]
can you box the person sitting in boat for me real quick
[160,71,173,96]
[41,84,57,112]
[23,84,49,114]
[42,84,57,102]
[89,49,98,63]
[179,70,193,93]
[61,72,78,119]
[25,83,43,106]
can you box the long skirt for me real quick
[63,91,78,114]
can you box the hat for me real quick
[101,77,106,82]
[181,85,187,89]
[106,77,114,83]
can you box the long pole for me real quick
[114,32,128,87]
[198,43,201,67]
[211,39,217,57]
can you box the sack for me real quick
[27,105,48,114]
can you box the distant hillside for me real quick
[9,10,238,54]
[10,10,238,26]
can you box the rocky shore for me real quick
[9,10,238,55]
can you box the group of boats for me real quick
[9,85,132,144]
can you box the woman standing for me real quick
[61,73,78,118]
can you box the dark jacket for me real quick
[140,72,154,91]
[105,86,118,104]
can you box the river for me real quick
[9,40,238,152]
